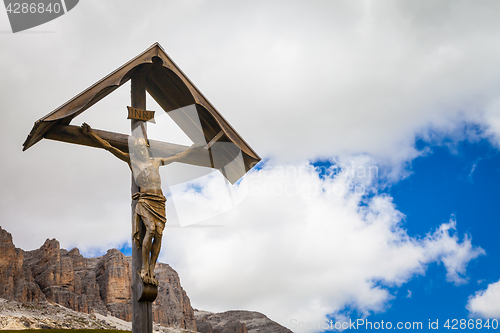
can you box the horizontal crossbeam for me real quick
[44,124,214,168]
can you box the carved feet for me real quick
[140,268,158,286]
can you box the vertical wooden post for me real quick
[131,69,153,333]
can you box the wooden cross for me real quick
[23,43,260,333]
[131,69,154,333]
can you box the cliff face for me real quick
[96,249,132,321]
[0,226,196,331]
[0,228,44,303]
[0,226,294,333]
[152,262,197,329]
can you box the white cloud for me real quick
[3,1,500,164]
[423,216,485,285]
[0,2,497,332]
[467,280,500,318]
[3,0,500,232]
[160,158,484,332]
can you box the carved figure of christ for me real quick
[81,122,202,285]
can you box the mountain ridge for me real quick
[0,226,292,333]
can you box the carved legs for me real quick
[150,233,162,278]
[141,226,154,283]
[138,216,160,286]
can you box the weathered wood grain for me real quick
[131,69,154,333]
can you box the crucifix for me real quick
[23,43,261,333]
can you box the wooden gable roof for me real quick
[23,42,260,183]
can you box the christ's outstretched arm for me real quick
[159,143,206,166]
[81,123,130,163]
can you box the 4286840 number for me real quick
[5,2,61,14]
[444,319,499,330]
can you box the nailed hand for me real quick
[81,123,93,136]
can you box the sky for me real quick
[1,1,500,332]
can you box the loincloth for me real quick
[132,192,166,245]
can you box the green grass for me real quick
[1,329,130,333]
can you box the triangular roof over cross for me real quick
[23,42,260,183]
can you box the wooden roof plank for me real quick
[22,42,261,183]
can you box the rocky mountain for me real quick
[0,226,293,333]
[194,310,293,333]
[0,298,193,332]
[0,297,122,330]
[0,226,196,331]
